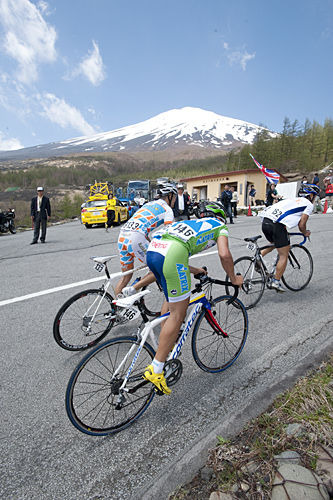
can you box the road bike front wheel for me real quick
[225,256,265,309]
[66,337,155,436]
[191,296,248,373]
[53,289,116,351]
[281,244,313,291]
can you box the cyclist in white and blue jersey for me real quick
[259,183,320,293]
[115,184,177,296]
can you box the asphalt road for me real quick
[1,214,332,500]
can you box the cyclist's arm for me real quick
[189,265,206,275]
[217,236,243,286]
[298,213,311,237]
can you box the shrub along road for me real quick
[0,215,332,500]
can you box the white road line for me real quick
[0,250,218,307]
[0,277,104,307]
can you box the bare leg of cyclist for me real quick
[132,271,155,291]
[143,298,189,395]
[155,298,189,362]
[275,245,290,280]
[115,269,133,296]
[260,245,275,257]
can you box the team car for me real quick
[118,198,139,218]
[81,197,128,228]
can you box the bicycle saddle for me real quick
[113,290,150,308]
[244,235,262,243]
[91,255,116,264]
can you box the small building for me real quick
[180,169,287,206]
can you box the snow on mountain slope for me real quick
[60,107,274,149]
[0,107,277,160]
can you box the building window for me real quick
[240,183,243,195]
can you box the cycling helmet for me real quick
[298,183,320,197]
[197,201,227,224]
[156,183,178,197]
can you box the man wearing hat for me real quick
[30,187,51,244]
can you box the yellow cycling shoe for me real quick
[143,364,171,395]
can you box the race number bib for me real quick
[167,223,195,241]
[122,220,142,231]
[247,242,255,251]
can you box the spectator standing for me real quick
[311,174,322,214]
[230,186,238,218]
[325,181,333,209]
[301,176,308,184]
[220,184,233,224]
[266,183,279,206]
[312,173,320,185]
[30,187,51,244]
[173,183,191,220]
[105,193,116,231]
[248,185,256,206]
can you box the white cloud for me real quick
[37,1,51,16]
[0,0,57,84]
[70,40,106,86]
[0,131,24,150]
[223,41,255,71]
[39,93,96,136]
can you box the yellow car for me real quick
[81,198,128,228]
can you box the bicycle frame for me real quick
[247,232,308,280]
[81,259,149,332]
[112,283,231,399]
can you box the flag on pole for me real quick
[249,154,280,184]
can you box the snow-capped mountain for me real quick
[0,107,276,161]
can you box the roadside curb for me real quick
[135,332,333,500]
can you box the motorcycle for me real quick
[0,208,16,234]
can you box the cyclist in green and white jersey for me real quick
[143,202,243,395]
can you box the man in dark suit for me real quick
[31,187,51,244]
[173,184,191,221]
[220,184,234,224]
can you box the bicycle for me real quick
[53,256,164,351]
[65,272,248,436]
[225,233,313,310]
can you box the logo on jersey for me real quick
[176,263,189,293]
[170,289,177,295]
[151,240,168,249]
[196,232,215,246]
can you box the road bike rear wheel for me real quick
[281,244,313,291]
[191,296,248,373]
[141,280,164,317]
[53,289,116,351]
[66,337,155,436]
[225,256,265,309]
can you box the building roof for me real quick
[180,168,287,183]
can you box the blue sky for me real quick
[0,0,332,150]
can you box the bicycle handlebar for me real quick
[193,266,239,304]
[288,232,308,245]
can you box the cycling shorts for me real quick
[146,238,191,303]
[118,230,149,271]
[262,218,290,248]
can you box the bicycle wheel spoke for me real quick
[192,296,248,373]
[54,289,115,351]
[66,338,155,435]
[282,245,313,291]
[225,256,265,309]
